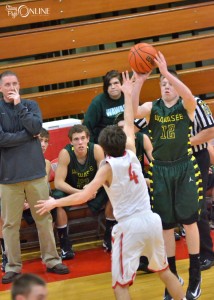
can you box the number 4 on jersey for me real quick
[129,164,139,184]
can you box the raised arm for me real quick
[131,71,152,121]
[155,51,196,118]
[119,71,136,152]
[8,88,42,135]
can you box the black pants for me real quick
[195,149,214,261]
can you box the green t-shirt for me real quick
[83,93,124,143]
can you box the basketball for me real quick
[128,43,157,73]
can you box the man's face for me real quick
[71,131,89,154]
[39,135,49,154]
[0,75,20,103]
[160,77,179,102]
[107,77,122,100]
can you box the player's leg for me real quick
[150,163,179,299]
[26,178,69,273]
[88,188,117,252]
[183,223,201,300]
[111,218,142,300]
[176,158,202,299]
[158,269,186,300]
[56,207,74,260]
[163,228,177,274]
[114,285,131,300]
[103,200,117,251]
[53,189,74,260]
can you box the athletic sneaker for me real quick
[180,226,186,237]
[163,276,184,300]
[186,269,201,300]
[174,231,181,241]
[210,221,214,230]
[61,248,75,260]
[1,253,8,273]
[103,240,111,252]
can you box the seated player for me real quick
[52,124,116,259]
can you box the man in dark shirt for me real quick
[0,71,69,284]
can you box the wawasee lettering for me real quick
[106,105,124,117]
[72,166,94,177]
[154,113,184,123]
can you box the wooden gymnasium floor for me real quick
[1,232,214,300]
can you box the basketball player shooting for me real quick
[35,71,186,300]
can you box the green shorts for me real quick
[52,187,108,214]
[148,155,203,229]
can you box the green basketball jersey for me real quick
[148,98,192,161]
[64,142,98,189]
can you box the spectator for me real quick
[0,71,69,284]
[83,70,125,143]
[11,273,47,300]
[53,124,116,258]
[132,52,202,300]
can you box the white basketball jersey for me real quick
[100,149,151,221]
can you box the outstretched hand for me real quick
[154,51,168,76]
[35,197,57,215]
[119,70,134,96]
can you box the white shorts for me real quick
[111,210,168,288]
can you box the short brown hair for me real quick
[40,127,49,140]
[98,125,126,157]
[0,71,18,84]
[68,124,90,141]
[11,273,46,300]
